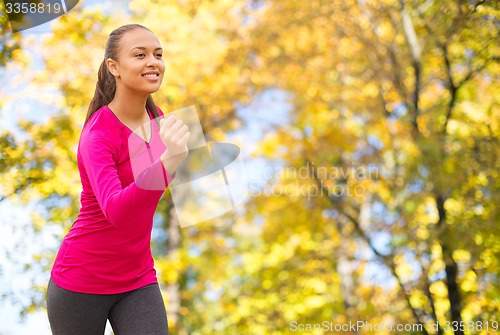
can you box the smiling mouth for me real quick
[142,73,159,78]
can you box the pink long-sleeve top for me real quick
[51,105,171,294]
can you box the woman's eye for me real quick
[156,54,163,58]
[135,53,145,58]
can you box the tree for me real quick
[0,2,22,67]
[231,0,499,334]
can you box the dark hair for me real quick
[85,24,161,124]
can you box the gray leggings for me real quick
[47,279,169,335]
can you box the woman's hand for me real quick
[159,115,190,175]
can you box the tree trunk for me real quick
[436,195,463,335]
[165,197,185,335]
[442,244,464,335]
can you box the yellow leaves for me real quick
[461,269,477,293]
[304,278,327,294]
[30,211,45,231]
[347,178,373,203]
[208,127,227,142]
[306,85,319,98]
[241,251,262,275]
[261,279,272,290]
[453,249,471,263]
[474,234,483,246]
[447,119,471,137]
[295,26,314,54]
[460,101,488,123]
[337,37,353,58]
[362,82,379,98]
[394,254,417,282]
[255,132,281,158]
[429,281,448,298]
[10,48,31,68]
[409,196,439,226]
[479,249,496,269]
[259,241,297,267]
[444,197,463,218]
[416,113,433,137]
[416,225,429,240]
[409,290,427,309]
[303,295,326,309]
[156,257,182,285]
[376,20,396,43]
[420,82,447,111]
[430,256,446,276]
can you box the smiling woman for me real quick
[46,24,190,335]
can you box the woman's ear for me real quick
[106,58,120,78]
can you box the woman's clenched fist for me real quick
[159,115,190,175]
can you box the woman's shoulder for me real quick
[80,106,124,147]
[85,106,120,129]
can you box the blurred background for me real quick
[0,0,498,334]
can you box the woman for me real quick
[47,24,189,334]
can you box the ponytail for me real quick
[146,95,161,124]
[85,59,115,124]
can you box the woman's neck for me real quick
[108,91,149,122]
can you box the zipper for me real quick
[145,141,154,164]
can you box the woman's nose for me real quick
[146,55,161,67]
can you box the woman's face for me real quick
[108,28,165,95]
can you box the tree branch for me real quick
[441,41,498,134]
[0,178,42,203]
[399,0,422,133]
[457,57,498,89]
[466,0,485,18]
[441,42,458,135]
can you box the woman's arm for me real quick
[79,131,167,228]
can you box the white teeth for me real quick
[143,73,158,77]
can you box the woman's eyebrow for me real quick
[130,46,163,51]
